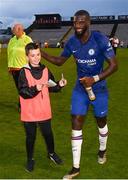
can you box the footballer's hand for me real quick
[36,84,44,91]
[79,76,95,87]
[59,73,67,87]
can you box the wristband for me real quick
[93,75,100,82]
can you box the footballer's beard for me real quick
[75,27,88,39]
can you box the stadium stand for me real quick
[1,14,128,47]
[29,26,71,47]
[61,23,115,43]
[115,23,128,47]
[28,21,128,47]
[25,14,128,47]
[90,24,114,35]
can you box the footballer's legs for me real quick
[63,115,85,179]
[96,116,108,164]
[71,115,85,169]
[63,89,89,179]
[93,91,109,164]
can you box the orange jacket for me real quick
[20,67,52,122]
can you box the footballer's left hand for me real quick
[79,76,95,87]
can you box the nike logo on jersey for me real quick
[101,110,107,115]
[72,50,77,53]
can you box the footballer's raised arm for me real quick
[99,57,118,80]
[41,50,68,66]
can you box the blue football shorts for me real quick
[71,89,109,117]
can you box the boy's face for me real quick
[27,48,41,67]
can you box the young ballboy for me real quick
[18,42,67,172]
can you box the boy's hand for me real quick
[59,73,67,87]
[36,84,44,91]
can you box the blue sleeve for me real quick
[97,33,115,60]
[61,40,72,58]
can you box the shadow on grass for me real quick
[0,101,19,111]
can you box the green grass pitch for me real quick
[0,47,128,179]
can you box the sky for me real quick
[0,0,128,29]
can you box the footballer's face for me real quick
[27,48,41,67]
[73,15,90,38]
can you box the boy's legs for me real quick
[38,120,63,164]
[38,120,54,153]
[24,122,37,171]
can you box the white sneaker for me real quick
[98,150,107,164]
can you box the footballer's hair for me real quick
[25,42,40,55]
[74,10,90,18]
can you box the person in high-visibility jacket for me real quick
[18,42,67,172]
[7,23,32,110]
[7,23,32,89]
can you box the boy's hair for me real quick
[25,42,40,55]
[74,10,90,18]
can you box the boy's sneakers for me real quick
[26,159,35,172]
[48,152,63,165]
[98,150,107,164]
[63,167,80,179]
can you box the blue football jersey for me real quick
[61,31,115,91]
